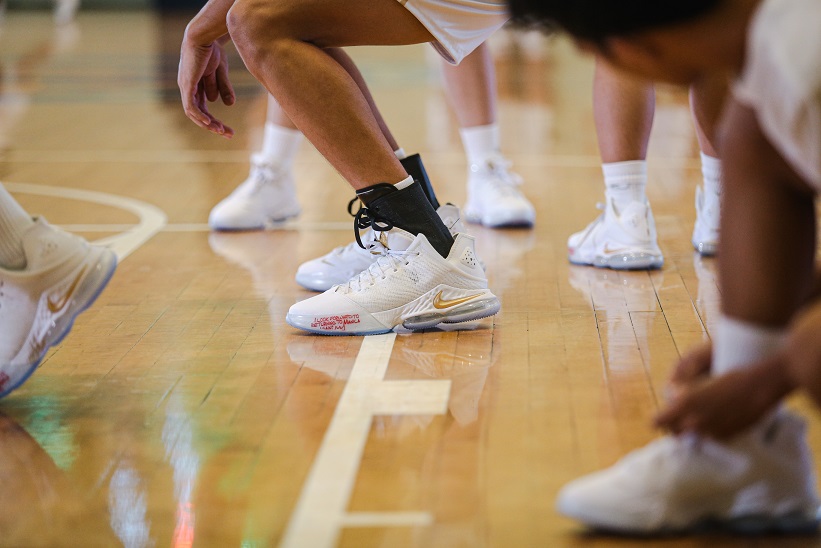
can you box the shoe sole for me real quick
[693,240,718,257]
[286,294,501,336]
[0,248,118,399]
[582,511,820,537]
[210,210,301,232]
[569,252,664,271]
[465,211,535,229]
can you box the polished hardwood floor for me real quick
[2,9,820,547]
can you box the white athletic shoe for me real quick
[692,185,720,256]
[568,199,663,270]
[558,412,820,534]
[286,230,500,335]
[464,155,535,228]
[209,153,301,231]
[295,204,467,292]
[0,218,117,398]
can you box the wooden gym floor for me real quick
[1,9,820,548]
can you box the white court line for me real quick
[60,221,353,233]
[280,333,451,548]
[5,183,167,260]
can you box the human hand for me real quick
[178,36,235,138]
[655,355,788,439]
[665,341,712,401]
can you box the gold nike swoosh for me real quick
[603,244,630,255]
[47,265,88,314]
[432,290,483,310]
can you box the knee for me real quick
[227,0,297,64]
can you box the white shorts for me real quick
[400,0,508,65]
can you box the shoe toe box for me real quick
[286,291,390,335]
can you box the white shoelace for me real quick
[334,248,418,294]
[474,156,525,198]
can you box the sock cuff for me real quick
[459,123,500,165]
[700,152,722,186]
[602,160,647,191]
[712,314,787,375]
[259,123,303,165]
[602,160,647,179]
[394,175,414,190]
[394,148,407,160]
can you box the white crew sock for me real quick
[712,315,786,375]
[258,123,303,168]
[602,160,648,211]
[459,123,500,166]
[0,183,34,270]
[394,148,407,160]
[700,152,722,196]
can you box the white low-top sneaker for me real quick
[568,198,663,270]
[295,204,467,292]
[0,218,117,397]
[209,153,301,231]
[464,154,535,228]
[286,229,500,335]
[557,412,820,534]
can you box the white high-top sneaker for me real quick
[209,153,301,231]
[692,185,720,256]
[286,229,500,335]
[558,412,820,534]
[0,218,117,397]
[464,154,535,228]
[568,198,663,270]
[295,204,467,292]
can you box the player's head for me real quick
[508,0,738,84]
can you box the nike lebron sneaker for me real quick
[568,197,663,270]
[0,217,117,397]
[209,153,301,231]
[286,228,500,335]
[463,153,535,228]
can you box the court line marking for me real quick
[60,221,353,233]
[281,333,451,548]
[5,182,167,261]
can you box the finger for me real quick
[670,344,712,384]
[204,72,219,103]
[216,58,235,106]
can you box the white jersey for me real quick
[733,0,821,189]
[399,0,508,64]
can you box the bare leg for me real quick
[441,42,496,128]
[227,0,431,190]
[689,74,728,158]
[594,61,654,163]
[717,101,815,326]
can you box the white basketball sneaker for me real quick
[568,198,663,270]
[209,153,301,231]
[464,154,535,228]
[692,185,720,256]
[0,218,117,398]
[295,204,467,292]
[286,229,500,335]
[558,412,820,534]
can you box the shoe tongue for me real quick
[378,228,416,252]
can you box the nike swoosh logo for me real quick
[433,290,483,310]
[47,265,88,314]
[603,244,630,255]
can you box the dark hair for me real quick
[507,0,723,43]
